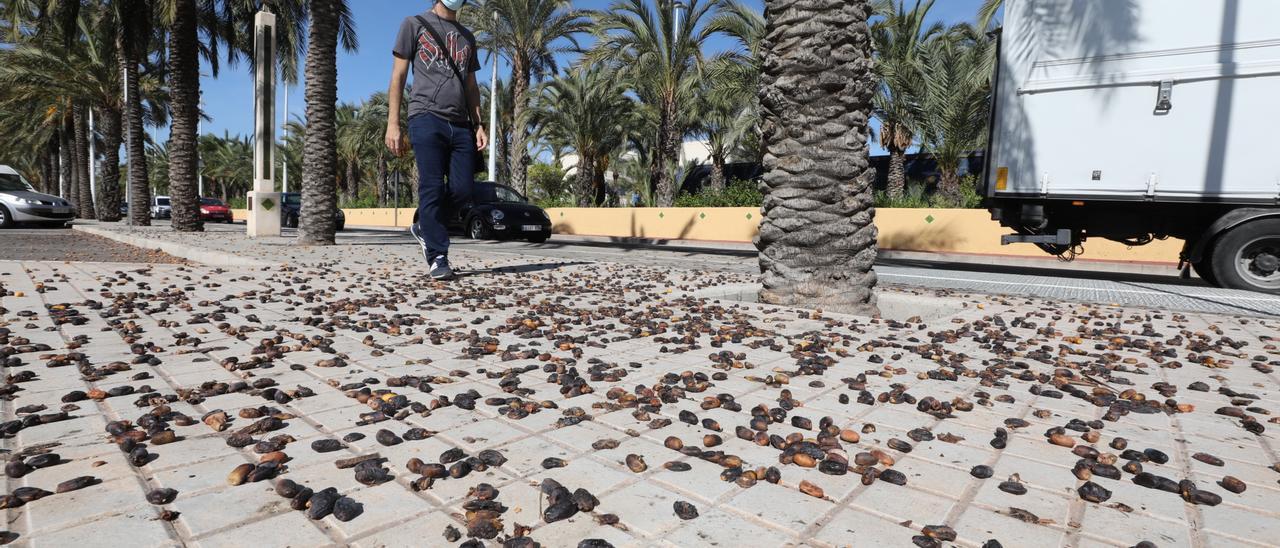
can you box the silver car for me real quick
[0,165,74,228]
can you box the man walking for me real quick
[386,0,488,280]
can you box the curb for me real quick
[73,225,277,268]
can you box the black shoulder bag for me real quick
[416,15,485,175]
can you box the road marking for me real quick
[879,271,1280,304]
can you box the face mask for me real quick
[439,0,466,11]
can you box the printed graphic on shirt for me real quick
[416,29,471,71]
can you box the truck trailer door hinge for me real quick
[1145,173,1159,201]
[1155,80,1174,114]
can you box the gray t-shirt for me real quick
[393,11,480,125]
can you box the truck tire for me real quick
[1192,259,1217,286]
[1210,219,1280,294]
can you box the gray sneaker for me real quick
[409,223,430,263]
[429,256,455,280]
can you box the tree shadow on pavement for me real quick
[457,261,590,277]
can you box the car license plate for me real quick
[522,225,541,232]
[53,207,70,214]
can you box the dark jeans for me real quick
[408,112,475,261]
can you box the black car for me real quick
[413,182,551,243]
[280,192,345,231]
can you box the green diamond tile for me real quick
[925,215,935,224]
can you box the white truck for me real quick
[984,0,1280,293]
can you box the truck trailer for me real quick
[984,0,1280,293]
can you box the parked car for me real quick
[151,195,171,219]
[411,182,551,243]
[119,201,129,218]
[199,197,233,223]
[0,165,74,228]
[280,192,345,231]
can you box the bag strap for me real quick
[415,14,476,125]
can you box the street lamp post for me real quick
[488,10,498,181]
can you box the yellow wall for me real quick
[230,207,1182,264]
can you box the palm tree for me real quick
[113,0,154,226]
[589,0,723,207]
[162,0,308,232]
[0,6,127,221]
[978,0,1002,29]
[756,0,879,316]
[872,0,943,199]
[297,0,357,245]
[919,24,993,197]
[701,0,764,192]
[465,0,589,194]
[530,66,636,207]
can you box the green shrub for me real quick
[535,195,576,209]
[874,176,984,209]
[228,196,247,209]
[674,179,763,207]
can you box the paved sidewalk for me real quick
[1,225,1277,547]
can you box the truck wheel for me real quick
[1210,219,1280,293]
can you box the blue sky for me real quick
[188,0,988,150]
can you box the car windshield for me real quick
[476,184,527,204]
[283,194,301,206]
[200,198,223,206]
[156,198,170,206]
[0,173,34,192]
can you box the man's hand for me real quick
[385,125,407,157]
[476,126,489,152]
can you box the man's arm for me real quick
[465,71,488,151]
[385,56,410,157]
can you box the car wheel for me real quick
[336,223,345,232]
[0,204,12,229]
[1210,219,1280,294]
[469,217,491,240]
[285,214,297,228]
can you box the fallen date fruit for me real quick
[879,469,907,486]
[291,488,314,511]
[799,480,825,499]
[332,496,363,522]
[1077,481,1111,503]
[55,476,96,493]
[275,479,302,498]
[1219,476,1246,494]
[311,439,344,453]
[998,480,1027,495]
[146,488,178,505]
[305,488,339,519]
[1192,453,1224,466]
[971,465,994,479]
[673,500,699,520]
[544,499,578,523]
[541,457,567,469]
[625,454,647,473]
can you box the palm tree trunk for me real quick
[654,94,680,207]
[376,156,387,207]
[939,170,961,198]
[299,0,339,245]
[45,136,60,196]
[345,161,358,203]
[73,105,96,219]
[887,148,907,199]
[120,37,151,226]
[710,154,727,192]
[592,157,608,206]
[59,121,73,199]
[97,107,124,222]
[508,58,530,193]
[756,0,878,316]
[167,0,202,232]
[573,154,595,208]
